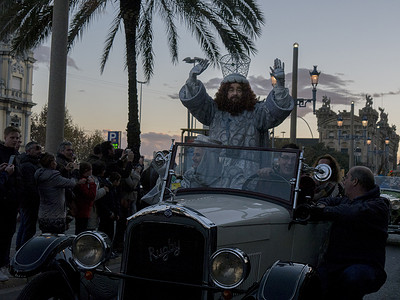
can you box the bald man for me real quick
[313,166,389,299]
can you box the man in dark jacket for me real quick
[0,126,21,282]
[56,141,77,178]
[16,141,42,250]
[313,166,389,300]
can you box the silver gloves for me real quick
[187,59,210,84]
[269,58,285,87]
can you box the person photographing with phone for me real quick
[0,126,21,282]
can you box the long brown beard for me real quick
[216,96,256,116]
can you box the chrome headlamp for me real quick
[72,231,112,269]
[210,248,250,289]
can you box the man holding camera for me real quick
[0,126,21,281]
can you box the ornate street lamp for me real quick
[362,115,368,128]
[289,43,321,143]
[337,111,368,146]
[385,137,390,174]
[337,114,343,128]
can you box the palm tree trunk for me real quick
[45,0,69,153]
[121,0,141,162]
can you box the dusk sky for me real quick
[31,0,400,159]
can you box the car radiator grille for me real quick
[121,222,207,299]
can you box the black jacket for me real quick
[19,153,41,208]
[317,185,390,272]
[0,143,20,206]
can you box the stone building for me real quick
[316,95,399,175]
[0,38,36,147]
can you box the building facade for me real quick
[0,37,36,147]
[316,95,399,175]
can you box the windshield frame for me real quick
[164,142,302,209]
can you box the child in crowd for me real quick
[73,162,97,235]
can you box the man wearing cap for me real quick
[179,55,294,147]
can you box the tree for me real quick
[0,0,264,161]
[31,104,104,160]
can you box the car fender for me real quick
[243,260,322,300]
[10,234,75,278]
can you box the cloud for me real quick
[33,45,80,70]
[165,68,398,118]
[372,90,400,98]
[140,132,180,159]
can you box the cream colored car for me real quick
[71,142,332,299]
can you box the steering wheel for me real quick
[242,172,289,192]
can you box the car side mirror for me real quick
[313,164,332,182]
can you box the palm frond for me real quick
[100,11,122,73]
[214,0,264,38]
[137,1,155,81]
[68,0,109,50]
[0,0,51,53]
[156,0,179,64]
[174,0,264,62]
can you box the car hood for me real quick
[173,193,291,226]
[172,193,291,247]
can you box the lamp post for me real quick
[337,102,368,169]
[385,137,390,174]
[137,80,147,129]
[286,43,320,144]
[366,136,390,174]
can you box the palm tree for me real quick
[0,0,264,159]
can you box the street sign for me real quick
[108,131,121,149]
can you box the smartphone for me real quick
[8,155,15,165]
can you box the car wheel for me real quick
[17,271,73,300]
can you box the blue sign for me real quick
[107,131,121,149]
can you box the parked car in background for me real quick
[11,141,334,299]
[375,176,400,233]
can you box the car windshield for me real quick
[167,142,300,204]
[375,176,400,191]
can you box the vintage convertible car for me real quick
[12,141,333,300]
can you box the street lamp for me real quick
[385,137,390,174]
[288,43,320,143]
[137,80,147,128]
[337,111,368,145]
[337,102,368,169]
[366,136,390,174]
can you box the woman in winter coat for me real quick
[34,153,84,234]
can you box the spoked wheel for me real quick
[17,271,73,300]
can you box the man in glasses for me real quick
[313,166,389,299]
[16,141,43,250]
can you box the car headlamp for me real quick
[72,231,112,269]
[210,248,250,289]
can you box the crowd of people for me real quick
[0,126,150,282]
